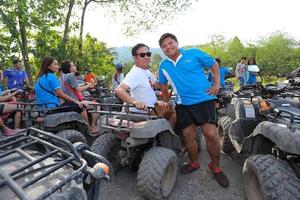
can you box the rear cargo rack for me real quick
[0,127,87,200]
[91,103,160,131]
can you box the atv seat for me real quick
[274,106,300,117]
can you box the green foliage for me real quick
[107,0,195,36]
[256,32,300,76]
[187,32,300,76]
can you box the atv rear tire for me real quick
[91,133,121,171]
[243,154,300,200]
[218,116,235,153]
[56,130,87,144]
[137,147,178,200]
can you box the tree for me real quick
[78,0,196,54]
[256,32,299,76]
[151,53,163,69]
[62,0,76,51]
[226,36,244,66]
[0,0,66,83]
[65,34,115,78]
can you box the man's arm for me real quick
[0,91,18,102]
[24,77,33,89]
[160,84,170,102]
[115,83,146,110]
[208,62,220,95]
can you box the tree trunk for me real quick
[17,1,33,84]
[79,0,91,56]
[18,20,32,84]
[62,0,75,50]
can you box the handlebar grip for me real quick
[90,162,110,180]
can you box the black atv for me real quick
[216,81,234,116]
[0,127,111,200]
[15,102,100,145]
[218,85,300,199]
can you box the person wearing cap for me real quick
[112,63,125,89]
[2,59,32,90]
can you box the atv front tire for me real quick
[137,147,178,200]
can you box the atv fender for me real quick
[43,112,88,128]
[130,118,176,139]
[228,118,258,153]
[242,121,300,155]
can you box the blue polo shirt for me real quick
[34,73,61,108]
[208,66,231,87]
[245,71,257,85]
[159,48,216,105]
[3,67,28,89]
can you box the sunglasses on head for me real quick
[136,52,152,58]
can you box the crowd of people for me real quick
[0,58,101,136]
[0,32,263,189]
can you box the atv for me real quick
[16,102,101,145]
[216,81,234,116]
[224,65,264,120]
[218,81,300,199]
[0,127,111,200]
[90,103,202,200]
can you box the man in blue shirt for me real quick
[208,58,232,87]
[158,33,229,187]
[3,59,31,89]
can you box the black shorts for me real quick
[47,102,84,114]
[175,100,217,131]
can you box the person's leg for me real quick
[82,101,100,132]
[182,124,198,163]
[80,110,89,126]
[201,122,229,187]
[2,104,21,130]
[0,117,8,130]
[200,122,220,168]
[14,112,21,129]
[168,112,176,129]
[0,116,16,136]
[2,103,17,113]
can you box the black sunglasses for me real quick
[136,52,152,58]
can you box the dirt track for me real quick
[100,139,246,200]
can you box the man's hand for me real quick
[207,83,220,95]
[133,100,147,110]
[75,101,84,108]
[156,100,169,108]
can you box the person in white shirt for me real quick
[112,63,125,89]
[115,43,176,126]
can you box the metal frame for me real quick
[91,103,160,132]
[0,127,93,200]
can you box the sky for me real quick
[84,0,300,48]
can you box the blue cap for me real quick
[115,63,123,69]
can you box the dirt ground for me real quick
[100,138,246,200]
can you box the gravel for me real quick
[100,139,246,200]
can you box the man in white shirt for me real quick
[115,43,176,127]
[115,43,159,113]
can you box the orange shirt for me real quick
[85,72,96,83]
